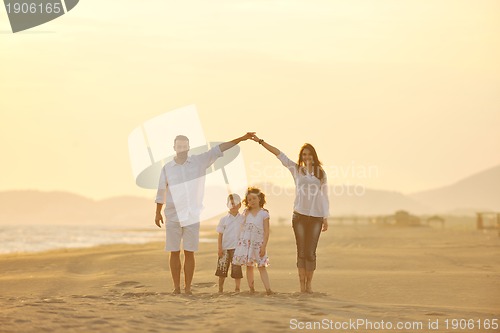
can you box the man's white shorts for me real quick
[165,221,200,252]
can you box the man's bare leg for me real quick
[169,251,181,294]
[184,250,195,294]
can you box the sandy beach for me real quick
[1,224,499,333]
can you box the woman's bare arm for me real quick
[252,134,280,156]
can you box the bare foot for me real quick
[172,288,181,295]
[266,289,274,296]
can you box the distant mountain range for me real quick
[0,165,498,226]
[262,164,500,217]
[0,191,152,227]
[409,164,500,214]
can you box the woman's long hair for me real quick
[297,143,325,182]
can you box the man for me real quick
[155,132,254,294]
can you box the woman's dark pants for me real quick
[292,212,323,271]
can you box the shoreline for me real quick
[1,221,494,257]
[0,224,219,256]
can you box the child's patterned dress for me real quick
[232,209,270,267]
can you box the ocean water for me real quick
[0,225,216,254]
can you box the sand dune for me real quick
[0,225,499,332]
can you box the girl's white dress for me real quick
[232,209,270,267]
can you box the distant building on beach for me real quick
[425,215,445,228]
[394,210,421,226]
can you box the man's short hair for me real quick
[174,135,189,144]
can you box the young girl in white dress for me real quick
[232,187,273,295]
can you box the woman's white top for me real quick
[277,151,330,218]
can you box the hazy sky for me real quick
[1,0,499,200]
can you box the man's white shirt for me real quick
[156,145,223,226]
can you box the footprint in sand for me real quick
[122,292,158,298]
[71,295,100,299]
[192,282,217,288]
[115,281,142,287]
[425,312,446,316]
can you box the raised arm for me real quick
[253,134,297,174]
[219,132,255,152]
[251,134,280,156]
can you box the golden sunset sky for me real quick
[1,0,499,199]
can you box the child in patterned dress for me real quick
[233,187,273,295]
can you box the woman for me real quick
[252,135,329,293]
